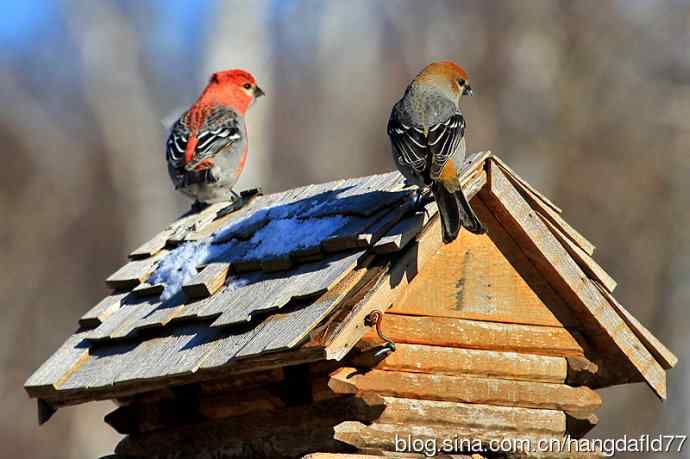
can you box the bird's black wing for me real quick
[190,108,242,163]
[426,112,465,179]
[387,117,429,177]
[166,115,190,170]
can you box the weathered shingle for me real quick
[29,151,542,406]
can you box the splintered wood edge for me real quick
[490,157,596,256]
[485,162,667,400]
[182,263,230,300]
[329,367,602,413]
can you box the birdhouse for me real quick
[25,152,676,458]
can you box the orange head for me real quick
[200,69,265,114]
[413,61,473,101]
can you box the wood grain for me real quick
[491,155,563,214]
[183,263,229,300]
[373,202,437,254]
[129,229,172,259]
[361,314,585,357]
[79,292,128,327]
[329,367,602,413]
[105,252,166,290]
[377,396,566,434]
[333,421,561,455]
[351,343,568,383]
[484,162,667,399]
[389,207,578,327]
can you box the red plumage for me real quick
[165,69,264,204]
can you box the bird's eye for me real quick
[458,79,466,87]
[243,83,252,90]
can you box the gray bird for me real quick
[387,61,486,243]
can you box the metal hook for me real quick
[364,310,396,358]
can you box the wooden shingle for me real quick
[25,151,676,418]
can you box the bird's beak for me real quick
[463,85,473,97]
[254,85,265,98]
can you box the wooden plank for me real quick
[79,292,128,327]
[199,265,375,368]
[129,229,172,259]
[390,199,580,328]
[333,421,562,455]
[485,162,667,399]
[354,198,416,247]
[182,263,229,300]
[232,263,374,358]
[364,315,584,359]
[105,254,164,290]
[378,396,565,434]
[260,255,294,272]
[24,330,91,395]
[372,202,437,254]
[329,367,602,413]
[87,296,166,340]
[492,155,563,214]
[61,325,224,393]
[207,250,364,328]
[129,248,364,334]
[351,343,568,383]
[305,172,407,218]
[538,213,617,292]
[321,215,386,253]
[31,343,326,406]
[489,159,595,256]
[593,281,678,370]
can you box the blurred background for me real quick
[2,0,688,457]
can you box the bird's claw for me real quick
[414,187,433,211]
[204,169,219,184]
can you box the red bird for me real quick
[166,69,264,204]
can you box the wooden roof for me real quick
[25,152,676,415]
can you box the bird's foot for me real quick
[414,187,434,211]
[216,188,262,218]
[204,169,219,184]
[191,200,208,213]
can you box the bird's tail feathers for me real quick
[432,181,486,243]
